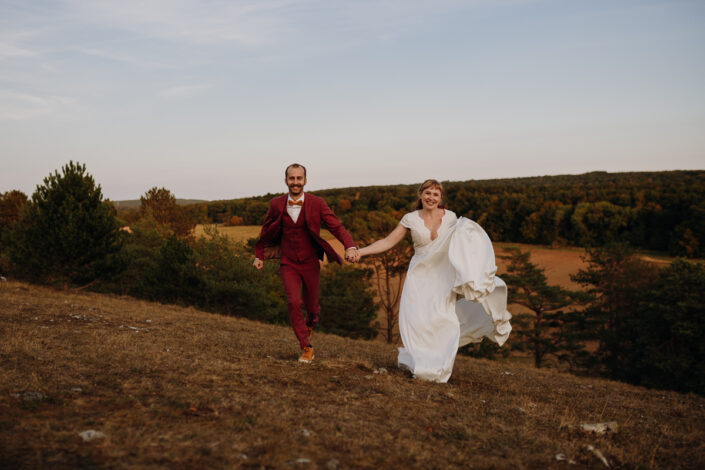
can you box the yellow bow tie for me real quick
[288,200,303,206]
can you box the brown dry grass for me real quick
[193,225,336,245]
[193,225,264,242]
[1,280,704,469]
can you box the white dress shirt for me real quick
[286,193,304,223]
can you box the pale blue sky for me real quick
[1,0,704,200]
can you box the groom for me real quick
[253,163,358,363]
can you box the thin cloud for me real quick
[0,90,72,120]
[61,0,517,48]
[157,84,209,100]
[64,0,298,47]
[0,29,42,60]
[77,47,171,69]
[0,41,36,60]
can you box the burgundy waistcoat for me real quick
[280,205,319,264]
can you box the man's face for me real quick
[285,166,306,197]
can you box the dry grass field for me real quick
[193,225,265,243]
[2,280,704,469]
[192,225,669,290]
[193,224,338,248]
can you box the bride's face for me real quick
[421,187,442,210]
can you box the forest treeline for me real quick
[2,164,704,395]
[178,171,705,258]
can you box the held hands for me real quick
[253,258,263,270]
[345,247,361,263]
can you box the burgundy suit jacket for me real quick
[254,193,356,265]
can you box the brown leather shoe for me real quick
[298,346,314,363]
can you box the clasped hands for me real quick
[345,247,361,263]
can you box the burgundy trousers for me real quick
[280,258,320,349]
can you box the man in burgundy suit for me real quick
[253,163,358,363]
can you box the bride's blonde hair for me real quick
[415,179,444,210]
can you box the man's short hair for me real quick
[285,163,307,178]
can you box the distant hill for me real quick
[110,198,208,211]
[1,280,704,469]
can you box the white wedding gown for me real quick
[397,210,512,383]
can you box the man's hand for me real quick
[345,247,360,263]
[253,258,263,270]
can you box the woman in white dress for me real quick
[355,179,512,383]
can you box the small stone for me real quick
[584,445,610,467]
[374,368,388,374]
[71,387,83,394]
[579,421,618,434]
[22,391,44,402]
[555,453,576,464]
[146,319,152,323]
[288,457,311,465]
[326,458,340,469]
[302,429,312,437]
[79,430,106,442]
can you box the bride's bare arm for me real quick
[357,224,408,258]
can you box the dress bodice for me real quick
[400,210,458,252]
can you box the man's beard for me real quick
[289,184,303,195]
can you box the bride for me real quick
[354,179,512,383]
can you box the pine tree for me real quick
[9,162,122,287]
[627,259,705,394]
[571,244,704,394]
[500,248,584,368]
[570,243,657,376]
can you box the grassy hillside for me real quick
[1,281,703,469]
